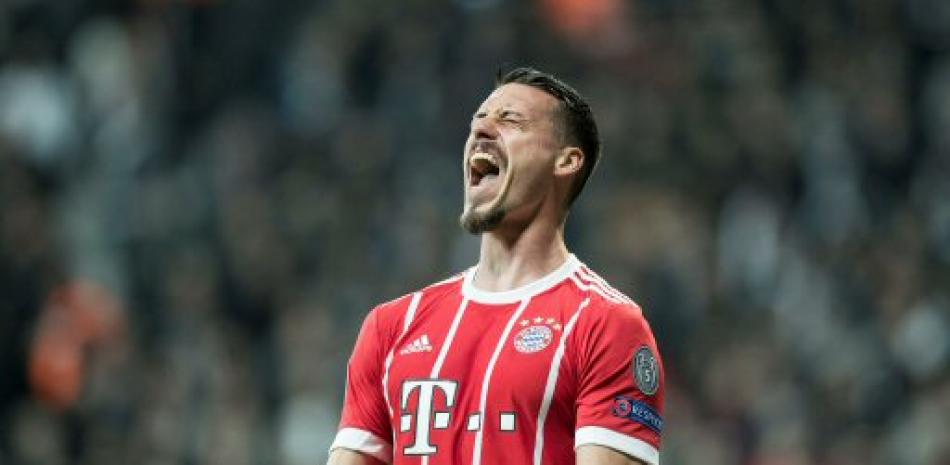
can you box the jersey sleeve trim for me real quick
[575,426,660,465]
[329,427,393,464]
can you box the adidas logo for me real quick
[399,335,433,355]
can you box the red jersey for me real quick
[330,255,664,465]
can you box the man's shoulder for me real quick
[567,266,660,355]
[569,264,647,324]
[371,271,467,318]
[569,263,637,304]
[420,270,468,296]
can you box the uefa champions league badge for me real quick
[633,346,660,396]
[611,395,663,433]
[514,316,562,353]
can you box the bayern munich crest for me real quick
[513,316,562,353]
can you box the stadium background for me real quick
[0,0,948,464]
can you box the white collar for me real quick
[461,254,580,304]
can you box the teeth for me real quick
[470,152,500,176]
[470,152,497,166]
[471,152,496,162]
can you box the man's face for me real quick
[460,83,564,234]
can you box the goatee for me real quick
[460,205,506,234]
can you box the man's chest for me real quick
[385,297,581,457]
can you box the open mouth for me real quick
[469,152,502,186]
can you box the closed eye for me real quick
[499,110,522,121]
[470,109,526,126]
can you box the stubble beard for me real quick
[459,203,507,235]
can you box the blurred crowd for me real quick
[0,0,948,464]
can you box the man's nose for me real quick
[470,116,500,141]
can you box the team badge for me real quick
[514,325,554,353]
[633,346,660,396]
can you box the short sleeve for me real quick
[573,301,665,465]
[330,308,393,464]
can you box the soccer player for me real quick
[328,67,664,465]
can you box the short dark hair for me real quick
[495,66,601,207]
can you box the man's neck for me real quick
[473,215,570,293]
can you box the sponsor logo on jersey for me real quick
[633,346,660,396]
[612,395,663,433]
[400,379,457,455]
[400,334,433,355]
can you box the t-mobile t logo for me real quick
[400,379,458,455]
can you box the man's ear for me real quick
[554,146,585,178]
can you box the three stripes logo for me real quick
[400,334,433,355]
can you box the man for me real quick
[328,67,664,465]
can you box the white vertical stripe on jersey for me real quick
[532,297,590,465]
[471,298,532,465]
[383,291,423,417]
[429,298,470,377]
[421,297,470,465]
